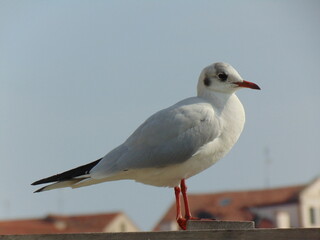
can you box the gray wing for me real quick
[90,97,220,178]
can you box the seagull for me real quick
[32,62,260,230]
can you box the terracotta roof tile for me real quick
[0,212,121,235]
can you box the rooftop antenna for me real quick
[264,147,272,188]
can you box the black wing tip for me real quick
[31,158,102,187]
[31,174,59,186]
[33,186,46,193]
[31,179,50,186]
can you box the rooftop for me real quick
[154,184,305,230]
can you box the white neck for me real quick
[197,87,234,110]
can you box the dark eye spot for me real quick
[217,73,228,82]
[204,77,211,86]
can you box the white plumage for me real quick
[33,62,260,192]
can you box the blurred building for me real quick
[154,177,320,231]
[0,212,139,235]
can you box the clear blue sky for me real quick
[1,0,319,230]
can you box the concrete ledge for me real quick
[1,228,319,240]
[187,220,255,230]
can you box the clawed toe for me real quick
[177,217,187,230]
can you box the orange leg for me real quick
[175,179,216,230]
[180,179,192,219]
[174,186,187,230]
[174,186,182,220]
[174,179,200,230]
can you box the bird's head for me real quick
[197,62,260,96]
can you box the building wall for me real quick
[299,178,320,227]
[250,203,300,228]
[157,220,179,231]
[103,214,140,232]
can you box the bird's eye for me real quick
[217,73,228,82]
[203,77,211,86]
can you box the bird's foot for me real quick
[176,217,202,230]
[177,217,216,230]
[177,217,187,230]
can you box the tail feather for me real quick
[32,158,102,192]
[34,179,84,193]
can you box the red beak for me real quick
[236,80,261,90]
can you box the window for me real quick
[195,210,216,219]
[219,198,232,206]
[309,207,316,225]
